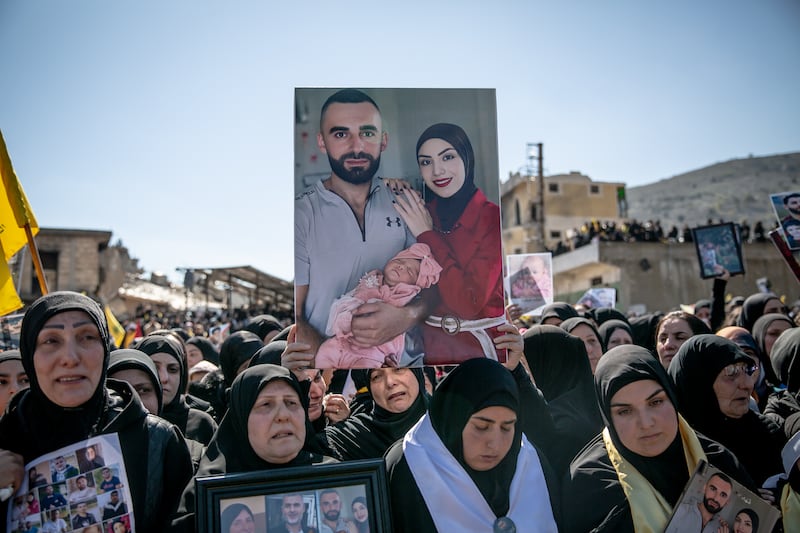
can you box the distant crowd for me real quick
[551,218,775,256]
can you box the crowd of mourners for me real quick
[0,272,799,532]
[552,218,775,256]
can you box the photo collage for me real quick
[6,436,134,533]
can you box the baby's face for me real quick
[383,257,421,287]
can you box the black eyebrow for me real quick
[418,147,456,159]
[40,319,94,330]
[610,388,666,408]
[328,125,378,134]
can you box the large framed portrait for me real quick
[196,459,391,533]
[690,223,745,279]
[294,87,505,368]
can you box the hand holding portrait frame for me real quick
[196,459,391,533]
[690,223,745,279]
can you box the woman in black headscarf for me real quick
[219,330,265,389]
[737,292,786,333]
[0,349,27,414]
[108,348,163,415]
[591,307,628,327]
[185,335,220,366]
[764,328,800,433]
[243,314,284,344]
[599,319,635,352]
[173,364,328,532]
[306,366,429,461]
[221,503,255,533]
[135,334,217,445]
[733,507,759,533]
[653,310,710,369]
[629,311,663,354]
[523,325,602,474]
[564,345,753,533]
[351,495,369,533]
[752,312,795,389]
[0,291,192,532]
[668,335,786,485]
[391,122,505,364]
[386,358,560,532]
[539,302,579,326]
[560,316,605,373]
[716,326,771,410]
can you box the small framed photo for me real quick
[196,459,391,533]
[691,223,745,279]
[505,253,553,315]
[770,190,800,250]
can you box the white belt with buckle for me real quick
[424,314,507,360]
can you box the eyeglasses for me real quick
[720,361,759,380]
[493,517,516,533]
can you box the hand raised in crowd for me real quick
[292,321,324,360]
[494,322,525,372]
[281,325,316,372]
[323,393,350,424]
[713,265,731,281]
[0,450,24,502]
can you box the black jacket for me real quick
[0,380,193,533]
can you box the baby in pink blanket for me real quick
[314,243,442,368]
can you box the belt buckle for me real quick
[440,315,461,335]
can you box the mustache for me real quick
[339,152,375,162]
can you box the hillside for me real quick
[626,152,800,230]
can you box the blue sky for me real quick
[1,1,798,283]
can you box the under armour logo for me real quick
[386,217,401,227]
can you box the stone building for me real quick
[500,171,798,314]
[501,170,626,253]
[9,227,294,320]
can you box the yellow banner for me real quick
[0,240,23,316]
[0,129,38,261]
[104,305,126,348]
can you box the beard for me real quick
[324,509,341,521]
[328,151,380,185]
[702,496,722,514]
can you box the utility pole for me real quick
[526,142,546,252]
[537,143,545,251]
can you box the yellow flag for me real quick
[0,240,23,316]
[0,129,38,261]
[104,305,126,348]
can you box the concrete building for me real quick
[553,239,797,314]
[501,170,626,254]
[501,171,797,314]
[9,227,294,320]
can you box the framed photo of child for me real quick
[505,253,553,316]
[690,223,745,279]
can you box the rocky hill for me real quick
[626,152,800,230]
